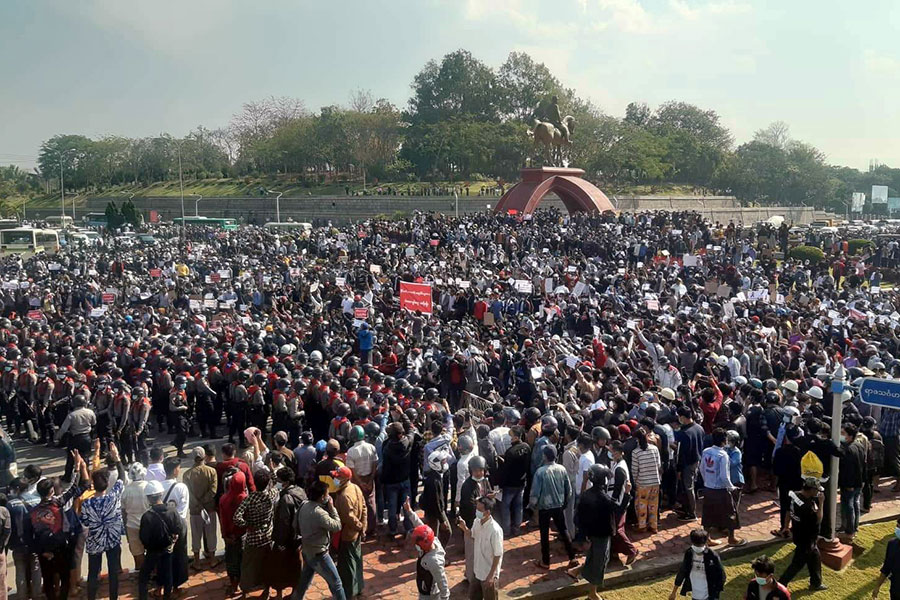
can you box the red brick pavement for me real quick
[86,481,900,600]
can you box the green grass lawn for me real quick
[590,520,895,599]
[19,178,705,210]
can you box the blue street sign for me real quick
[858,377,900,409]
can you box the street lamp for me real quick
[267,189,283,223]
[192,194,203,217]
[59,149,75,221]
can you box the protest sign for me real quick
[354,307,369,320]
[149,268,162,278]
[101,293,115,304]
[399,281,433,314]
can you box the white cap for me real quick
[144,480,164,496]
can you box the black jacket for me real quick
[458,477,490,528]
[381,434,412,485]
[839,438,866,489]
[419,471,445,520]
[577,486,628,538]
[499,441,530,488]
[674,548,725,599]
[273,485,307,549]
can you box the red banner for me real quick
[354,308,369,320]
[101,293,115,304]
[26,310,42,321]
[149,268,162,278]
[430,239,439,246]
[400,282,433,314]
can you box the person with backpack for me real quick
[78,441,127,600]
[403,497,450,600]
[25,450,85,600]
[138,480,185,600]
[270,466,306,599]
[744,555,791,599]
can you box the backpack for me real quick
[29,501,69,553]
[143,508,178,553]
[221,465,240,494]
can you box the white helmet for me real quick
[309,350,323,364]
[806,386,823,400]
[781,380,799,394]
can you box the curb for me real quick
[501,506,900,600]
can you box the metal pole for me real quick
[454,191,459,219]
[177,143,185,241]
[276,192,283,223]
[193,194,203,216]
[59,159,65,220]
[828,364,845,541]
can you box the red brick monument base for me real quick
[495,167,615,215]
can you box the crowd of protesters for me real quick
[3,208,900,600]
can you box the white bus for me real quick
[45,215,75,229]
[264,222,312,233]
[0,228,60,256]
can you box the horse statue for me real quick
[527,115,575,166]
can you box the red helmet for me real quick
[412,524,435,552]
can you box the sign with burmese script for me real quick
[399,282,433,314]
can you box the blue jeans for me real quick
[291,552,346,600]
[88,545,121,600]
[840,487,861,534]
[384,480,412,534]
[500,486,524,537]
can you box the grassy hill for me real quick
[19,177,704,211]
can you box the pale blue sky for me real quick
[1,0,898,172]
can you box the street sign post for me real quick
[858,377,900,409]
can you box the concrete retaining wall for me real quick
[28,195,814,225]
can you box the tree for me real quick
[345,100,404,187]
[754,121,790,150]
[407,50,500,125]
[624,102,651,127]
[497,52,564,122]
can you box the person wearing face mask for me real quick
[700,429,746,547]
[403,497,450,600]
[169,375,189,458]
[457,495,503,600]
[332,465,366,600]
[293,480,346,600]
[182,447,218,571]
[744,555,790,599]
[669,528,725,600]
[778,478,826,591]
[838,422,866,542]
[458,455,491,585]
[530,444,577,571]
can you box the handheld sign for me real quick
[354,308,369,320]
[859,378,900,410]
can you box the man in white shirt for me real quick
[145,447,167,483]
[160,457,189,522]
[459,496,503,600]
[345,426,378,535]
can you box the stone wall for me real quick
[29,195,814,225]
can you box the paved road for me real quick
[9,427,226,593]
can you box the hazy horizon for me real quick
[2,0,897,173]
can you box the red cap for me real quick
[617,424,632,437]
[331,466,352,481]
[412,524,435,551]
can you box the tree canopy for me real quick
[15,49,894,212]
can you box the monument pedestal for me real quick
[494,167,615,215]
[818,537,853,571]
